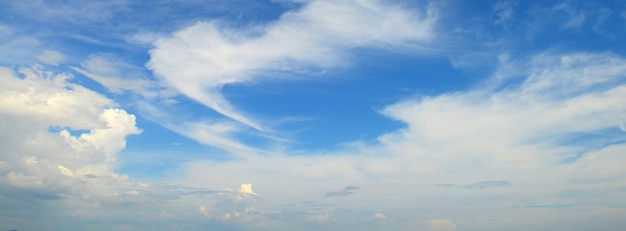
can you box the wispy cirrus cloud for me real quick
[147,0,437,131]
[71,54,157,95]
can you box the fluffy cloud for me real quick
[379,52,626,180]
[0,65,270,230]
[0,65,142,220]
[177,51,626,229]
[148,0,436,130]
[239,183,256,195]
[3,50,626,231]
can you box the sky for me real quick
[1,0,626,230]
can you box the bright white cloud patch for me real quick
[239,183,256,195]
[0,65,142,221]
[148,0,436,130]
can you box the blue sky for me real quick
[1,0,626,230]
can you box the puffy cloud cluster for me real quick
[0,65,264,230]
[0,65,142,214]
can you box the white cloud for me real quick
[0,64,142,207]
[71,54,156,95]
[239,183,256,195]
[554,4,586,28]
[176,51,626,229]
[37,50,66,66]
[199,205,212,218]
[0,65,273,230]
[9,0,128,24]
[493,0,515,26]
[135,101,259,156]
[57,165,74,177]
[3,49,626,230]
[0,36,40,65]
[148,0,436,131]
[126,31,164,45]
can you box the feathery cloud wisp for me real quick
[148,0,436,130]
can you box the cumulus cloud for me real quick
[0,66,270,228]
[239,183,256,195]
[0,64,142,210]
[148,0,436,130]
[4,49,625,230]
